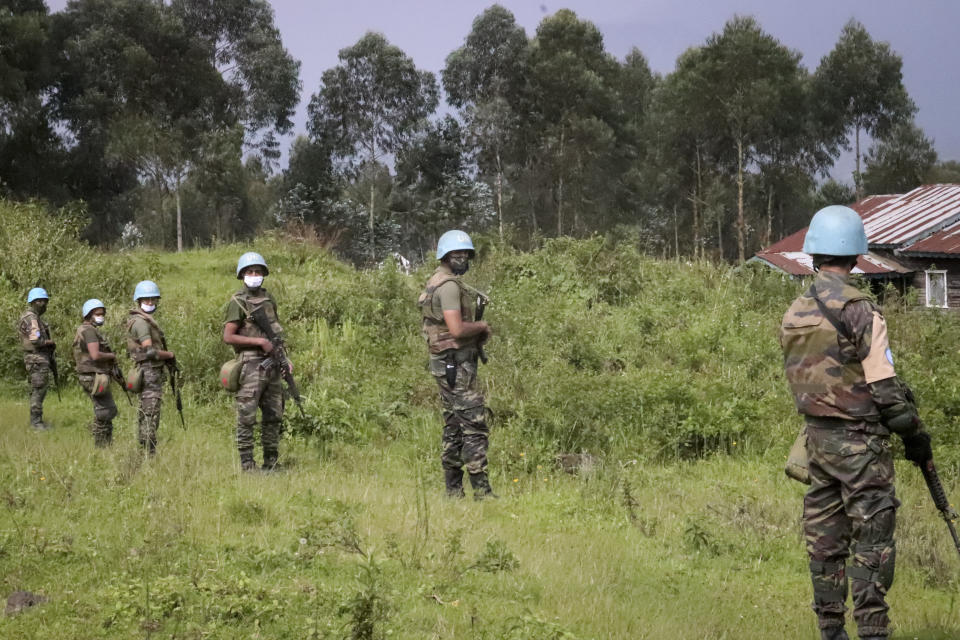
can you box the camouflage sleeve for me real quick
[844,300,920,434]
[19,315,42,344]
[841,300,896,383]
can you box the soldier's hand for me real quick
[46,340,56,349]
[260,338,274,354]
[902,431,933,466]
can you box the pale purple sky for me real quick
[47,0,960,180]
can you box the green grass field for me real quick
[0,392,957,639]
[1,209,959,638]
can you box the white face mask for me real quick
[244,275,264,289]
[92,315,106,326]
[140,302,156,314]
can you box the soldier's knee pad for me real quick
[810,560,848,607]
[95,405,118,422]
[849,508,896,591]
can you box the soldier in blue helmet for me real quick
[418,230,495,499]
[780,205,933,640]
[126,280,176,454]
[17,288,55,429]
[223,252,288,472]
[73,299,119,447]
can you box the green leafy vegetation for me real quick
[1,210,959,637]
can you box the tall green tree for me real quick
[674,17,807,262]
[0,0,66,201]
[443,4,528,239]
[307,32,438,261]
[813,19,915,199]
[528,9,620,236]
[862,119,937,195]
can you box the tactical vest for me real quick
[230,289,283,354]
[418,267,478,355]
[72,323,113,374]
[780,274,880,422]
[18,309,50,353]
[126,308,165,364]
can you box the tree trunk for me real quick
[496,151,504,242]
[369,167,376,262]
[673,205,679,258]
[694,146,702,259]
[764,185,774,248]
[736,138,746,264]
[175,174,183,253]
[854,124,863,200]
[556,125,565,236]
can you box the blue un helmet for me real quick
[236,252,269,279]
[82,299,106,319]
[803,205,868,256]
[27,287,49,303]
[133,280,162,302]
[436,230,475,260]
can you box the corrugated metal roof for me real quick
[752,251,910,277]
[899,217,960,256]
[863,184,960,246]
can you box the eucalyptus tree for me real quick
[862,120,937,195]
[308,32,438,261]
[528,9,620,236]
[813,19,915,199]
[443,4,528,239]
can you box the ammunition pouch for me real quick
[91,372,112,397]
[785,425,811,484]
[125,366,144,394]
[220,357,243,392]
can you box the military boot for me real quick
[469,472,498,501]
[30,411,50,431]
[819,626,849,640]
[444,468,465,498]
[262,449,280,472]
[240,451,258,473]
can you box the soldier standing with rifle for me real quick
[418,230,495,500]
[73,299,120,447]
[222,252,290,472]
[779,206,935,640]
[126,281,176,454]
[17,287,57,430]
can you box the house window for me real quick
[925,270,948,308]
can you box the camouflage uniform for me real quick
[418,263,493,498]
[73,322,118,447]
[781,270,917,639]
[17,308,53,428]
[224,288,284,470]
[126,309,167,452]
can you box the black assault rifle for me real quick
[919,459,960,560]
[48,348,62,402]
[111,360,133,406]
[160,335,185,428]
[250,306,306,419]
[475,292,489,365]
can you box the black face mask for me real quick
[448,256,470,275]
[33,301,48,315]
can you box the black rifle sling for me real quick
[809,283,855,344]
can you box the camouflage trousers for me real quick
[77,373,118,447]
[137,364,165,450]
[235,357,283,461]
[23,354,50,426]
[430,349,489,477]
[804,424,899,638]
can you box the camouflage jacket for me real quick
[224,288,283,354]
[126,308,166,365]
[418,264,479,355]
[780,270,898,423]
[17,309,51,354]
[72,322,113,374]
